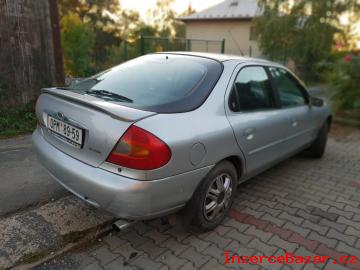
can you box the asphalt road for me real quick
[0,135,67,216]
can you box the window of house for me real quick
[229,66,274,112]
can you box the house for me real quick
[179,0,261,57]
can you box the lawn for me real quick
[0,102,36,139]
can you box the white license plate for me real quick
[47,115,83,147]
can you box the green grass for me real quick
[0,101,36,139]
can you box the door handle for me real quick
[243,128,255,140]
[291,119,298,127]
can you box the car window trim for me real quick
[266,66,310,109]
[228,64,278,113]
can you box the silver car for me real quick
[32,52,331,232]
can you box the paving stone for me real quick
[309,207,339,222]
[165,228,191,242]
[336,242,360,258]
[338,216,360,231]
[118,230,150,248]
[245,225,273,242]
[157,250,188,270]
[160,238,188,255]
[104,256,138,270]
[319,219,347,233]
[321,198,345,210]
[200,258,228,270]
[103,234,127,251]
[344,205,360,215]
[91,246,119,266]
[241,207,265,219]
[337,197,359,208]
[82,261,104,270]
[327,229,356,246]
[223,219,250,232]
[180,247,211,268]
[283,222,310,238]
[137,239,167,259]
[278,212,303,226]
[328,207,354,220]
[274,203,298,215]
[302,220,328,236]
[144,229,171,244]
[225,240,257,256]
[202,243,226,262]
[179,262,197,270]
[261,213,286,227]
[203,231,232,249]
[132,253,165,270]
[323,260,349,270]
[113,242,143,262]
[308,231,338,249]
[248,238,277,255]
[214,224,233,236]
[267,235,299,253]
[183,235,211,252]
[69,252,97,269]
[258,205,282,217]
[295,209,321,223]
[224,228,253,245]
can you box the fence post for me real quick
[221,39,225,54]
[140,35,145,55]
[187,39,191,51]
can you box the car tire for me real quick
[181,161,237,232]
[304,122,329,158]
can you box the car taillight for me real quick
[106,125,171,170]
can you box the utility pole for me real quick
[48,0,64,84]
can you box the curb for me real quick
[0,196,115,269]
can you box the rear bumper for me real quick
[32,129,212,220]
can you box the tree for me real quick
[61,12,95,76]
[254,0,357,81]
[58,0,125,71]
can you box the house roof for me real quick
[180,0,259,21]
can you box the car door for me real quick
[225,65,290,179]
[267,67,318,155]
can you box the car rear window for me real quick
[67,54,223,113]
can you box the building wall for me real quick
[0,0,60,108]
[184,20,260,57]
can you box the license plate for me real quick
[47,115,83,148]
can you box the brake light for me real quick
[106,125,171,170]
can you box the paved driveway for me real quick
[37,128,360,270]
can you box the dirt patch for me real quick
[329,122,360,142]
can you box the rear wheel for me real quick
[181,161,237,232]
[304,122,329,158]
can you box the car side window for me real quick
[269,67,307,108]
[229,66,274,112]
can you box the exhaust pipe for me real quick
[112,219,137,232]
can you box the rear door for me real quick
[267,67,317,155]
[225,65,289,178]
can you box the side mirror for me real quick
[309,96,324,107]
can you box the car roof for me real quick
[155,51,275,65]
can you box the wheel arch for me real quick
[223,155,244,181]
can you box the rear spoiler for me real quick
[41,88,156,122]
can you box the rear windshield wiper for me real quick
[85,90,133,103]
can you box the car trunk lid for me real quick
[36,88,156,167]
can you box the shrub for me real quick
[328,54,360,112]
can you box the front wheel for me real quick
[304,122,329,158]
[181,161,237,232]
